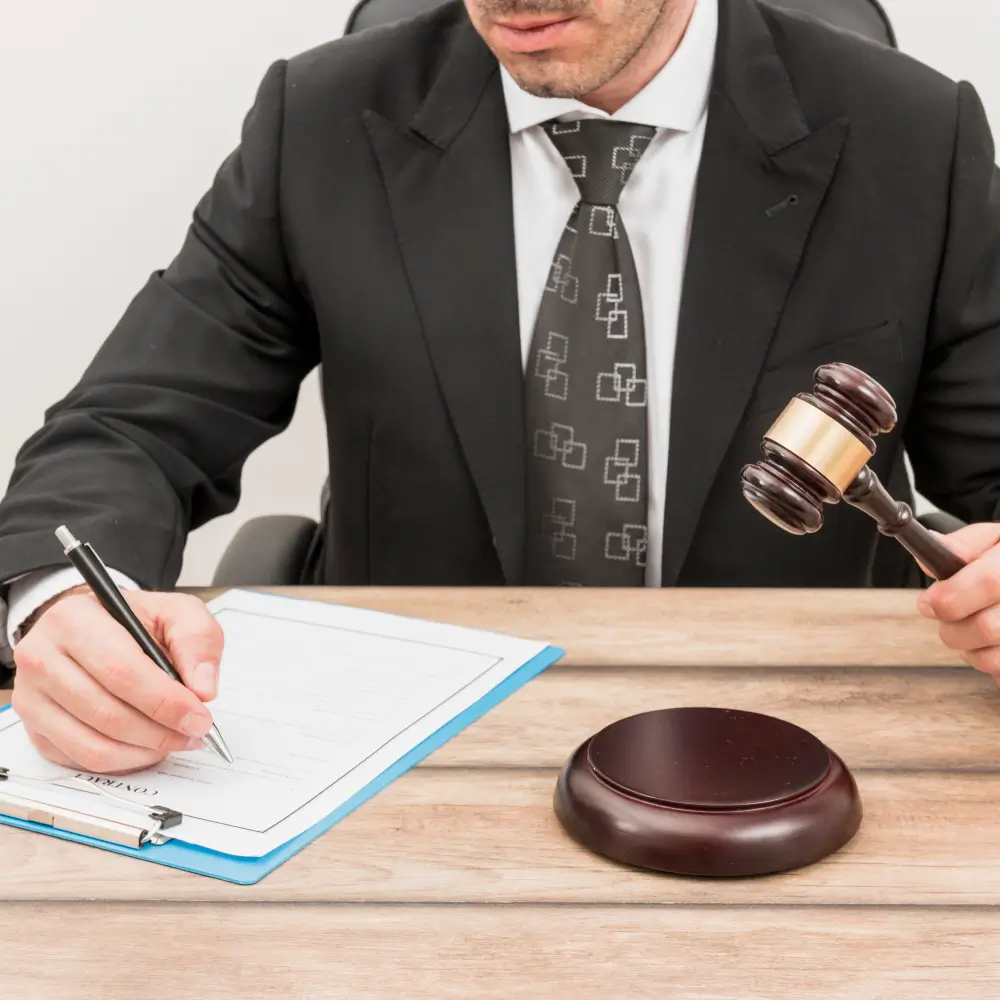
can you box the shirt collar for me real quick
[500,0,718,134]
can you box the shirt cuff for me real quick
[4,566,141,651]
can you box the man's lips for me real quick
[492,14,579,52]
[496,13,573,29]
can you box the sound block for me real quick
[553,707,862,877]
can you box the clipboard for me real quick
[0,642,563,884]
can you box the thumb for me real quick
[928,522,1000,564]
[914,522,1000,578]
[148,593,225,702]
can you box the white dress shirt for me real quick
[1,0,717,653]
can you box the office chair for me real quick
[211,0,963,588]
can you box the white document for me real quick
[0,588,550,857]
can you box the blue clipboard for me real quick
[0,644,563,884]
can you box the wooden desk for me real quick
[2,588,999,998]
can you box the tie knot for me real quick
[544,119,657,206]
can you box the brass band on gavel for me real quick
[763,396,874,492]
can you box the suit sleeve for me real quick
[905,81,1000,525]
[0,60,319,590]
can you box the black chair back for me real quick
[345,0,896,46]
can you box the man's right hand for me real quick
[11,588,223,775]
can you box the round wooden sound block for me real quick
[553,707,862,877]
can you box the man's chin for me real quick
[501,56,594,100]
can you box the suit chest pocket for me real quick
[749,320,904,418]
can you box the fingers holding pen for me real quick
[41,594,217,739]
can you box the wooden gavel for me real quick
[740,362,966,581]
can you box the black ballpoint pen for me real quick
[54,525,234,764]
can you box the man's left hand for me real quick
[918,523,1000,680]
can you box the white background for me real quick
[0,0,995,585]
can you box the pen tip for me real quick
[204,726,234,764]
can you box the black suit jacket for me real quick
[2,0,1000,593]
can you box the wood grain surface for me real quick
[1,768,999,906]
[190,586,959,666]
[1,588,997,999]
[3,905,999,1000]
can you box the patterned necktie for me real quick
[524,119,656,587]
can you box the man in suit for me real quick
[1,0,999,773]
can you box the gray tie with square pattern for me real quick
[524,119,657,586]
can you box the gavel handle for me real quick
[843,468,967,581]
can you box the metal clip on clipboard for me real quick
[0,767,183,849]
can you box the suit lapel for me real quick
[660,0,850,585]
[364,21,526,583]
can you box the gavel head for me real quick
[740,362,897,534]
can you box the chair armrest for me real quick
[212,515,320,587]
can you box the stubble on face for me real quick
[468,0,674,102]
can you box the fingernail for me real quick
[184,738,206,751]
[917,594,935,619]
[193,661,218,698]
[180,712,213,738]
